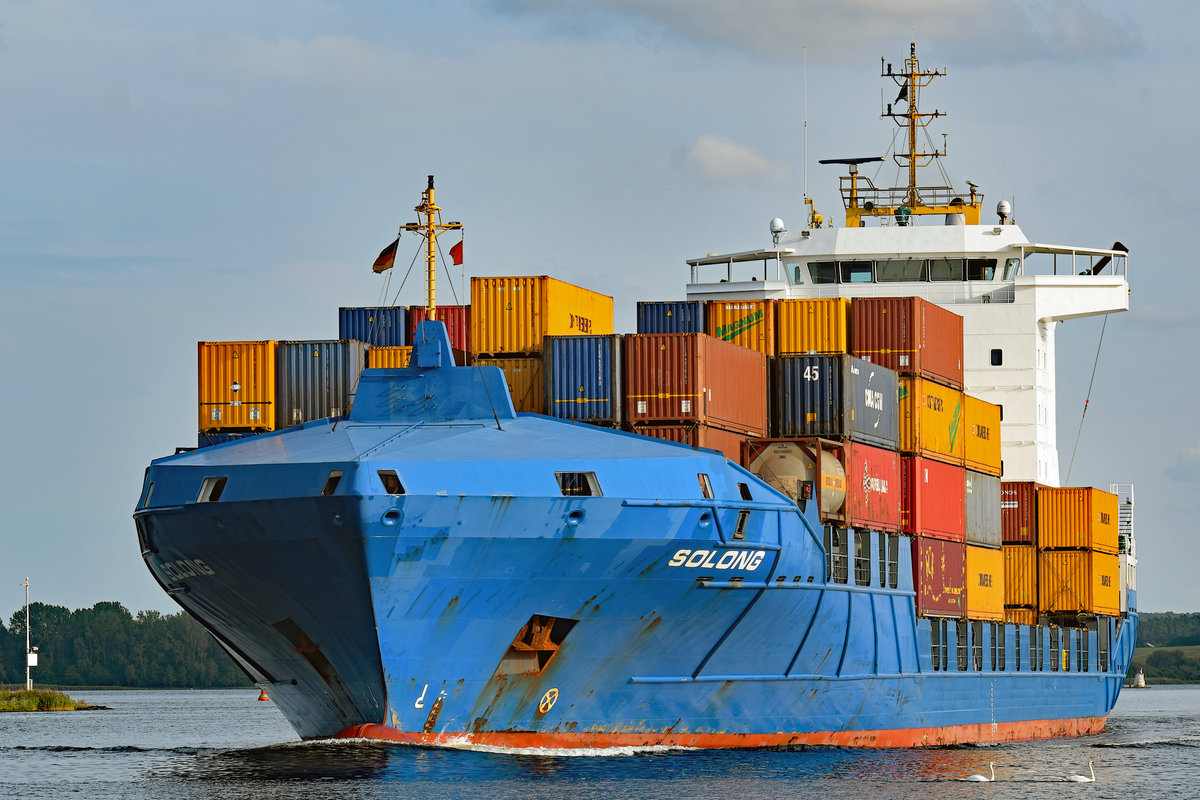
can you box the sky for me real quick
[0,0,1195,616]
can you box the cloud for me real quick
[487,0,1140,64]
[685,135,788,181]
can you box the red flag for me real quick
[372,237,399,273]
[450,239,464,266]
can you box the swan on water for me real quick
[1065,761,1096,782]
[964,762,995,782]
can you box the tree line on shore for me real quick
[0,602,249,688]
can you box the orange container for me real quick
[473,356,545,414]
[963,394,1002,476]
[705,299,777,356]
[965,545,1005,621]
[1005,607,1037,626]
[776,298,849,355]
[197,341,277,432]
[630,424,748,463]
[367,346,412,369]
[1003,544,1037,608]
[470,276,613,356]
[898,377,965,465]
[1038,550,1120,616]
[1037,487,1119,554]
[624,333,768,436]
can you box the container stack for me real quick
[471,276,614,414]
[624,332,768,461]
[1037,487,1120,617]
[197,341,278,446]
[1001,481,1043,625]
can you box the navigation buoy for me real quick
[258,689,270,702]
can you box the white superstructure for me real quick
[683,44,1129,486]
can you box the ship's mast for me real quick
[398,175,462,315]
[883,42,946,208]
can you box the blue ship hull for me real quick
[134,322,1137,747]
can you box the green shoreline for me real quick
[0,689,107,712]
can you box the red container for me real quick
[1001,481,1046,544]
[913,537,966,618]
[631,424,748,463]
[851,297,964,389]
[901,456,965,541]
[408,304,471,353]
[624,333,768,436]
[843,441,902,532]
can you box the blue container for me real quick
[339,307,407,347]
[544,334,623,425]
[772,354,899,448]
[277,340,369,427]
[636,301,705,334]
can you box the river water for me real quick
[0,685,1192,799]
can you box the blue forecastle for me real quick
[134,321,1137,747]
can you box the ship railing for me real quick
[1018,244,1128,278]
[687,248,797,284]
[835,178,974,214]
[801,281,1017,305]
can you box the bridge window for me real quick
[967,258,998,280]
[840,260,873,283]
[929,258,964,281]
[808,261,837,284]
[877,258,924,282]
[1003,258,1020,279]
[991,348,1003,366]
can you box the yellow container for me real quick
[474,356,545,414]
[198,341,277,432]
[1003,544,1037,608]
[1004,607,1037,626]
[897,377,965,465]
[470,276,613,356]
[966,544,1004,621]
[963,394,1002,476]
[705,299,777,356]
[367,346,412,369]
[776,298,849,355]
[1037,487,1119,554]
[1038,549,1120,616]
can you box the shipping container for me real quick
[631,424,747,463]
[1037,486,1119,554]
[636,300,705,334]
[843,441,902,532]
[771,355,900,449]
[776,298,850,355]
[1004,607,1037,626]
[543,334,623,425]
[964,394,1002,476]
[852,297,964,388]
[1001,481,1045,544]
[198,340,277,432]
[1038,549,1120,616]
[898,377,965,465]
[1003,544,1038,609]
[276,340,368,427]
[965,471,1002,548]
[407,304,471,353]
[624,333,768,435]
[705,299,777,356]
[965,545,1005,621]
[473,356,545,414]
[470,276,613,356]
[367,346,412,369]
[338,306,407,347]
[913,537,966,618]
[901,456,966,541]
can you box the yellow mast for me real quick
[397,175,462,315]
[884,42,946,209]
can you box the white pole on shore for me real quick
[24,578,31,691]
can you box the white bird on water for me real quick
[1065,761,1096,782]
[964,762,995,781]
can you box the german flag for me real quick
[372,237,399,273]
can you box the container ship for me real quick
[134,44,1138,748]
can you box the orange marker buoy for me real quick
[258,689,270,702]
